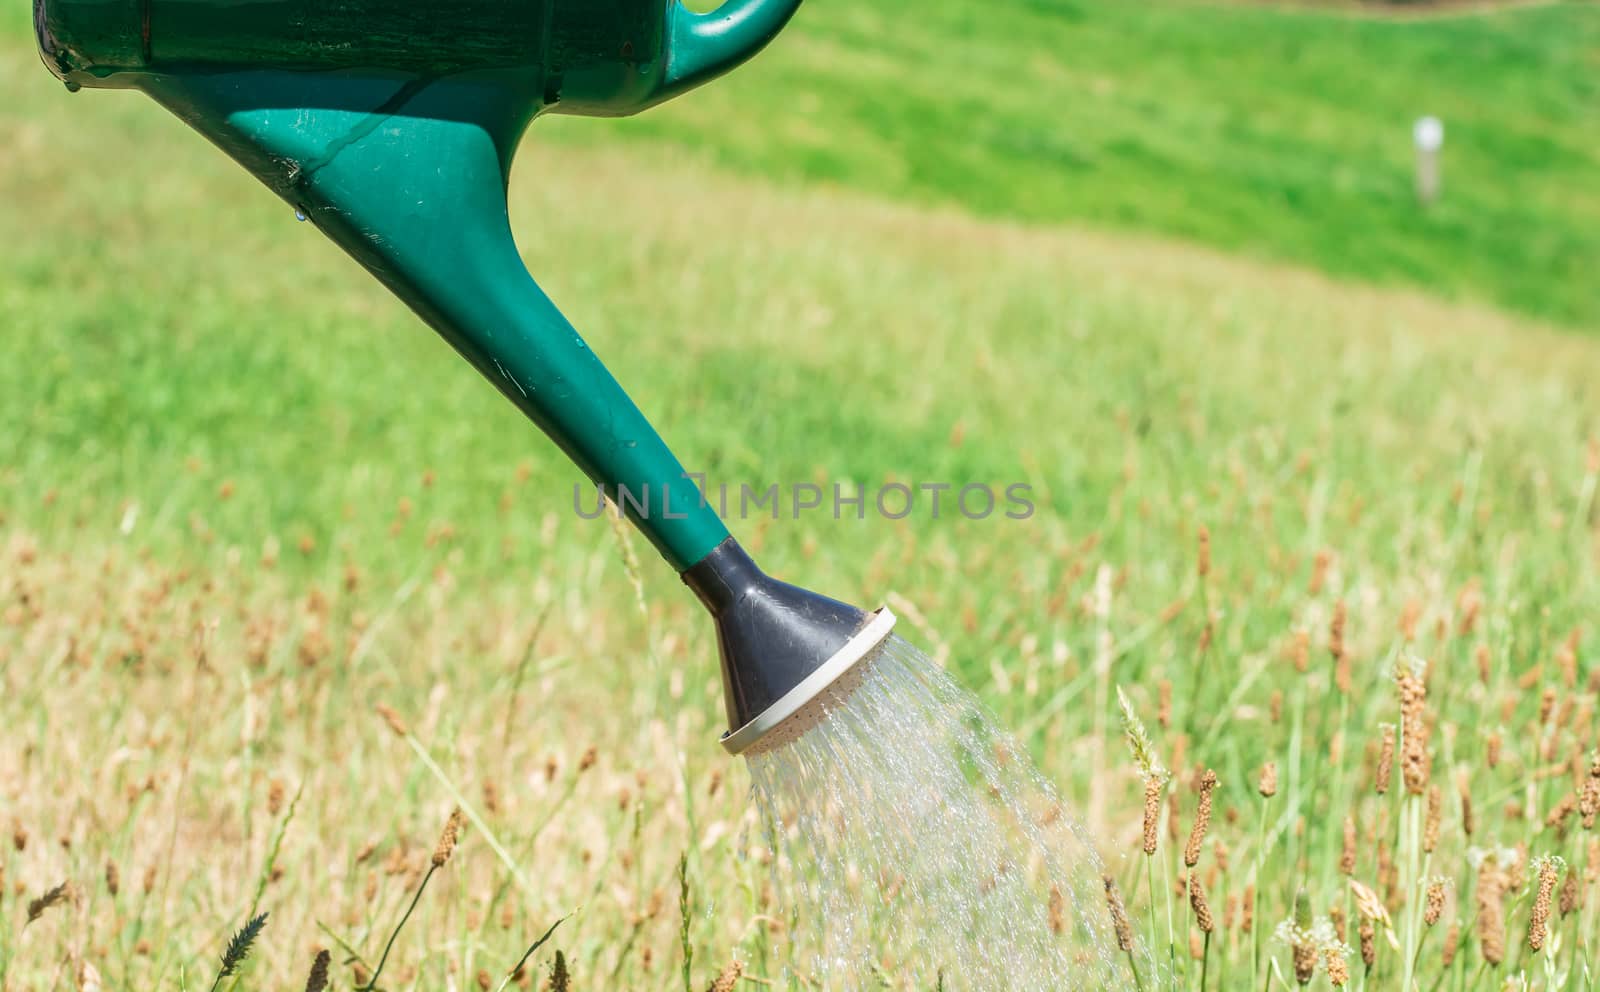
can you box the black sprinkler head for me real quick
[683,539,896,754]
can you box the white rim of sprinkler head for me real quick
[720,607,897,756]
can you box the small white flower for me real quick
[1386,651,1429,680]
[1530,854,1567,876]
[1274,915,1344,954]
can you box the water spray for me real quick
[35,0,893,757]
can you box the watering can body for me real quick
[36,0,790,115]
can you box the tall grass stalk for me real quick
[391,722,535,901]
[678,853,694,992]
[247,783,301,920]
[492,916,566,992]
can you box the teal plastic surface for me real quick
[36,0,803,570]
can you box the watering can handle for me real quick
[659,0,803,99]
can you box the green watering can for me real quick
[35,0,897,756]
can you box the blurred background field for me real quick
[2,0,1599,988]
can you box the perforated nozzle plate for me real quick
[721,608,896,756]
[738,646,880,756]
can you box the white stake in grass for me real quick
[1414,116,1444,207]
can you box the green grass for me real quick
[551,0,1600,328]
[3,6,1600,990]
[11,2,1598,326]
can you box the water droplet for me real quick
[294,206,308,222]
[573,337,587,349]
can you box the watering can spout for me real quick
[37,0,895,756]
[137,66,732,570]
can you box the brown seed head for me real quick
[1142,775,1161,856]
[1442,921,1459,967]
[1476,858,1506,965]
[305,949,331,992]
[709,960,744,992]
[1424,785,1442,853]
[1486,731,1502,770]
[1376,726,1395,795]
[1424,880,1446,926]
[1189,874,1214,933]
[1397,664,1430,794]
[482,779,501,816]
[547,950,570,992]
[1560,868,1581,917]
[105,860,119,897]
[1330,599,1350,694]
[1309,548,1331,596]
[26,881,72,924]
[1359,919,1376,969]
[1456,586,1482,636]
[1559,644,1578,689]
[1294,941,1317,985]
[1197,525,1211,579]
[432,808,465,868]
[1547,793,1578,836]
[375,703,409,738]
[1530,858,1560,952]
[1241,884,1255,934]
[268,778,286,816]
[1508,843,1529,890]
[1340,816,1357,876]
[1581,752,1600,829]
[1184,770,1218,868]
[1399,599,1421,642]
[1104,875,1134,951]
[1377,841,1396,904]
[1048,884,1065,935]
[1326,948,1349,987]
[1259,762,1278,798]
